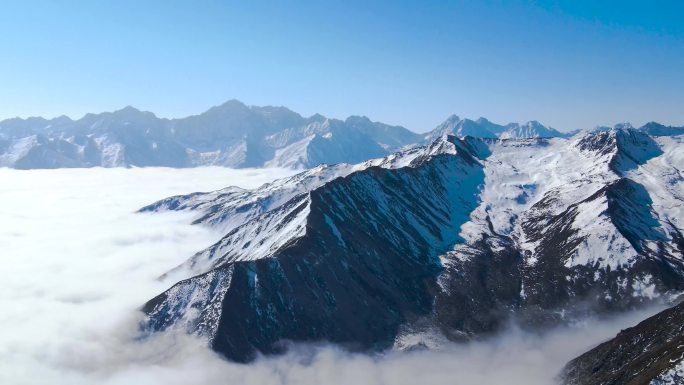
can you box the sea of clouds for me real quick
[0,167,662,385]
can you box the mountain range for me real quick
[5,99,680,169]
[9,100,683,382]
[139,126,684,369]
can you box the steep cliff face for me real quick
[143,136,485,361]
[561,301,684,385]
[142,130,684,361]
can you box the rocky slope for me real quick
[561,301,684,385]
[141,127,684,362]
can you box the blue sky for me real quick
[0,0,682,132]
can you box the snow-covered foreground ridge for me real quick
[141,128,684,362]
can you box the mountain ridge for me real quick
[140,129,684,362]
[3,100,680,169]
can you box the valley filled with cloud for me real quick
[0,167,663,385]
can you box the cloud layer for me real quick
[0,167,661,385]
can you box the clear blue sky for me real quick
[1,0,682,132]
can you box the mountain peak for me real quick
[110,105,157,120]
[205,99,250,115]
[345,115,373,125]
[614,122,634,130]
[429,115,563,140]
[445,114,461,123]
[52,115,73,123]
[638,121,684,136]
[119,105,140,112]
[308,113,327,123]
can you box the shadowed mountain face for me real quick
[143,137,486,361]
[141,128,684,362]
[561,301,684,385]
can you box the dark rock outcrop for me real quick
[561,301,684,385]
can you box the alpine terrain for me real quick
[0,100,420,169]
[140,125,684,363]
[0,100,592,169]
[561,300,684,385]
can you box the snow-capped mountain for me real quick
[424,115,569,142]
[141,127,684,362]
[561,300,684,385]
[3,102,678,170]
[639,121,684,137]
[0,100,420,169]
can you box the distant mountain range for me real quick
[141,126,684,363]
[424,114,573,142]
[0,100,416,169]
[2,99,680,169]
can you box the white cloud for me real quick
[0,167,662,385]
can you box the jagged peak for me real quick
[588,123,638,134]
[52,115,73,123]
[446,114,461,122]
[574,124,663,174]
[218,98,248,108]
[116,105,141,113]
[307,113,327,123]
[614,122,634,130]
[0,116,48,125]
[200,99,251,116]
[431,115,563,140]
[424,134,458,155]
[408,134,489,167]
[106,106,159,122]
[438,114,461,127]
[523,120,544,128]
